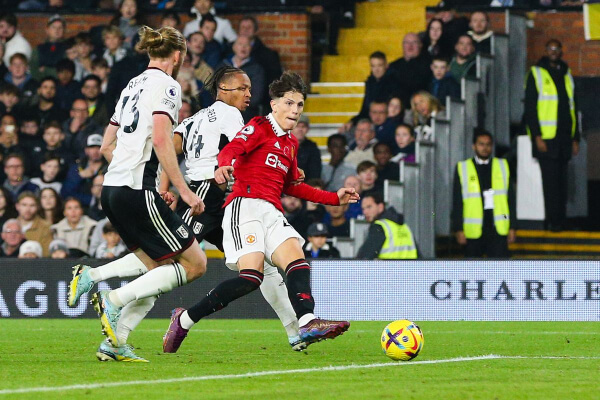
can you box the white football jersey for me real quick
[174,100,244,181]
[104,68,182,190]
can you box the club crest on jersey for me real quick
[244,234,257,245]
[193,222,203,235]
[274,141,281,149]
[241,126,255,135]
[166,86,178,100]
[176,225,189,239]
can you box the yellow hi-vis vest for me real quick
[374,219,417,259]
[457,158,510,239]
[527,66,576,140]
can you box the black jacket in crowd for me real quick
[451,157,516,235]
[356,69,403,120]
[525,57,580,161]
[388,54,432,108]
[303,242,341,259]
[297,138,322,181]
[429,75,461,103]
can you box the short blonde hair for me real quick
[411,91,443,126]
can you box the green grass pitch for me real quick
[0,320,598,399]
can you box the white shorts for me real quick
[222,197,305,271]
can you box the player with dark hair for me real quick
[163,71,360,353]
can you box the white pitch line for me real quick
[1,355,597,395]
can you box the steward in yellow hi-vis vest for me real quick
[524,40,580,231]
[357,193,418,260]
[451,130,516,258]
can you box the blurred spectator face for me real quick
[361,196,384,223]
[92,64,110,81]
[57,67,74,86]
[51,249,68,258]
[473,133,493,160]
[187,33,205,55]
[369,102,387,126]
[233,37,252,60]
[455,36,475,59]
[0,190,6,212]
[64,199,83,225]
[43,127,63,148]
[387,97,402,118]
[412,94,430,117]
[343,175,361,194]
[1,114,17,133]
[104,33,122,53]
[16,196,37,222]
[40,188,58,211]
[120,0,137,19]
[49,0,65,6]
[0,91,18,109]
[369,56,386,79]
[21,120,39,137]
[179,101,192,122]
[9,56,27,79]
[429,20,443,43]
[201,20,217,42]
[238,19,256,39]
[82,79,100,101]
[308,235,327,250]
[161,16,179,29]
[373,144,392,166]
[395,125,415,149]
[41,158,60,181]
[355,121,375,149]
[85,144,103,162]
[292,121,309,142]
[358,166,377,188]
[328,137,346,163]
[66,44,78,61]
[39,80,57,101]
[195,0,213,14]
[545,40,563,62]
[436,11,453,23]
[4,156,24,184]
[431,59,449,80]
[91,174,103,199]
[76,40,93,59]
[0,20,16,41]
[281,195,302,213]
[469,12,489,35]
[70,99,89,122]
[46,21,65,42]
[103,231,121,248]
[402,33,421,60]
[1,220,23,247]
[325,203,348,219]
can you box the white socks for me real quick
[260,263,300,339]
[298,313,316,328]
[88,253,148,283]
[116,295,157,344]
[179,310,195,330]
[109,262,187,307]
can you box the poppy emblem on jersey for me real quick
[265,153,278,168]
[176,225,189,239]
[241,126,255,135]
[166,86,178,100]
[193,222,203,235]
[245,234,256,245]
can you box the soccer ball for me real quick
[380,320,424,361]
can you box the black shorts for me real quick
[176,180,226,251]
[101,186,195,261]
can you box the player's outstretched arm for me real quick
[100,124,119,163]
[153,114,204,216]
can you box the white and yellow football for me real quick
[380,320,424,361]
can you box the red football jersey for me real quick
[218,113,339,212]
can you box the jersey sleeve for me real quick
[221,108,245,141]
[151,79,181,125]
[218,120,264,167]
[110,91,125,126]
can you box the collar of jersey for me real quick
[266,113,289,137]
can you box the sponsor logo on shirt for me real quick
[161,98,176,109]
[265,153,289,173]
